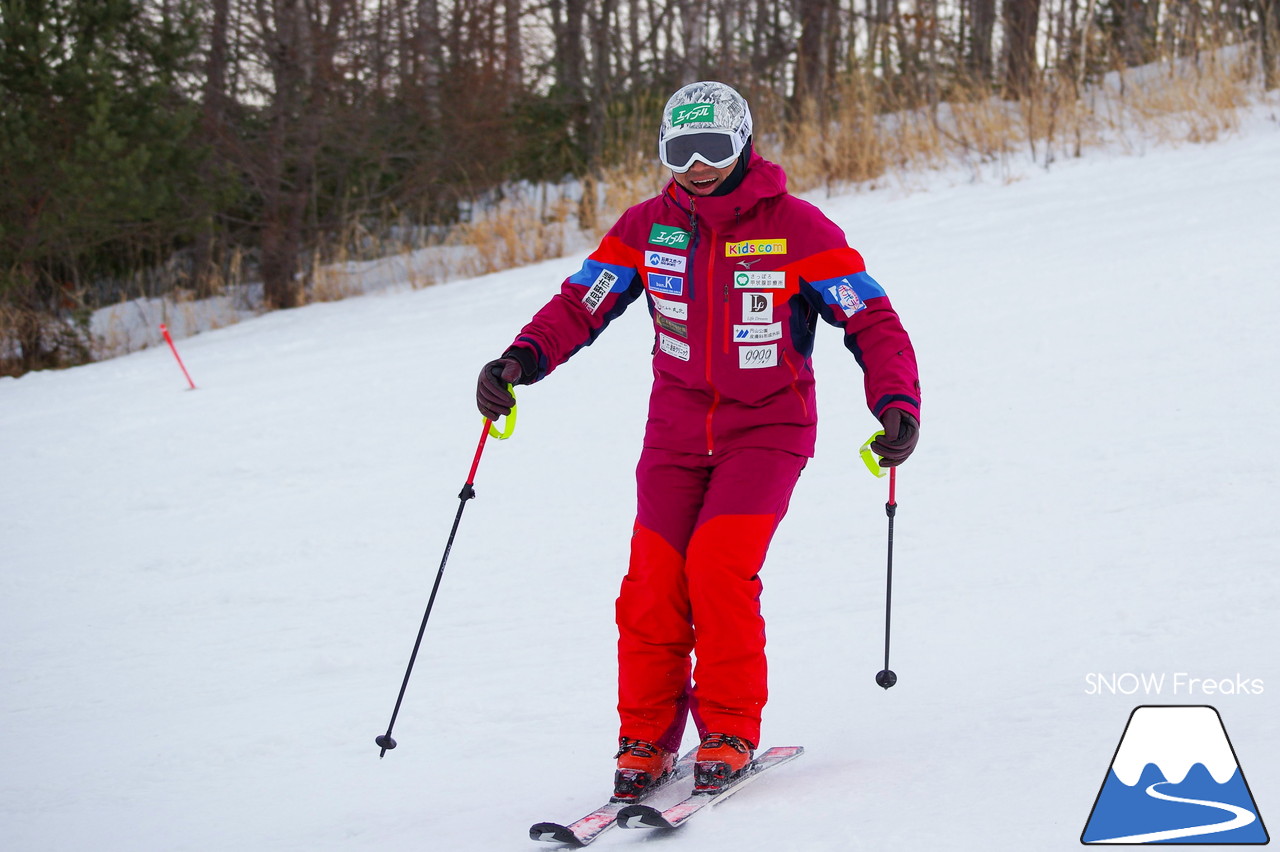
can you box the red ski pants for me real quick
[616,445,806,751]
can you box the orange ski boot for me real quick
[612,737,676,802]
[693,733,755,793]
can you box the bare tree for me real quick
[968,0,997,81]
[679,0,707,81]
[505,0,523,93]
[1003,0,1043,96]
[250,0,350,308]
[795,0,838,106]
[417,0,443,123]
[1262,0,1280,89]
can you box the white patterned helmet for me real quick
[658,81,753,173]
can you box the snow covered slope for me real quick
[2,107,1278,851]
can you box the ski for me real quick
[616,745,804,831]
[529,747,698,846]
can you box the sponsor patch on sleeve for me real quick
[583,269,620,314]
[827,280,867,318]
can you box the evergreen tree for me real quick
[0,0,202,372]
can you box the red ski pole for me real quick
[376,395,517,757]
[160,324,196,390]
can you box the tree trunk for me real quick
[194,0,231,297]
[587,0,615,169]
[794,0,836,107]
[1116,0,1157,66]
[1262,0,1280,90]
[968,0,997,82]
[417,0,443,124]
[1002,0,1042,97]
[505,0,522,95]
[679,0,705,81]
[258,0,311,309]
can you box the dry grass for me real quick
[307,244,361,304]
[772,49,1258,197]
[306,50,1263,307]
[450,192,578,277]
[1099,52,1254,146]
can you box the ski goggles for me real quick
[659,129,745,173]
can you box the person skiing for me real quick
[476,81,920,798]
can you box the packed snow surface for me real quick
[3,106,1278,851]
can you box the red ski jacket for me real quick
[509,153,920,457]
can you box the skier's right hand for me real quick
[476,349,534,420]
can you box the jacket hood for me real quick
[664,152,787,226]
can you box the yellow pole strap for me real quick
[487,384,517,440]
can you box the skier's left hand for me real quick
[870,409,919,466]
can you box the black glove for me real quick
[476,348,536,420]
[870,408,919,467]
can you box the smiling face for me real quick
[673,158,739,196]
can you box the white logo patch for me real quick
[742,292,772,323]
[652,295,688,321]
[733,271,786,289]
[738,343,778,369]
[733,322,782,343]
[659,333,690,361]
[828,281,866,317]
[582,269,618,314]
[646,251,687,273]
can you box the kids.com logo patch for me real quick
[1081,705,1268,844]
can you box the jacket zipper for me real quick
[725,208,741,355]
[685,200,697,301]
[689,197,719,456]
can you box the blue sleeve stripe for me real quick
[567,259,635,292]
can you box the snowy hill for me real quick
[3,106,1279,851]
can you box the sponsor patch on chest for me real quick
[742,292,772,323]
[645,250,687,273]
[652,294,688,320]
[733,270,786,289]
[648,224,691,249]
[659,332,691,361]
[648,272,684,296]
[738,343,778,369]
[656,314,688,338]
[725,239,787,258]
[733,322,782,343]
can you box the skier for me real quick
[476,81,920,798]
